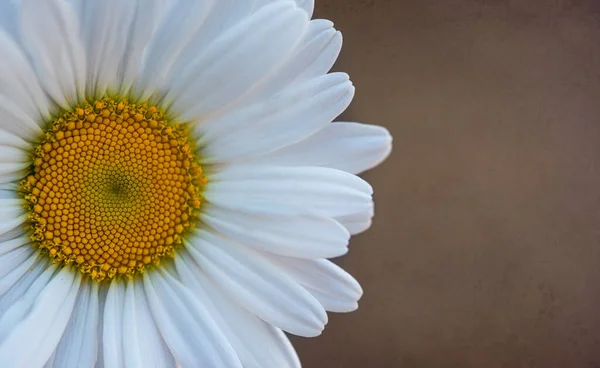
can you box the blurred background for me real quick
[291,0,600,367]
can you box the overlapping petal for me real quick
[20,0,86,108]
[49,282,100,368]
[143,270,241,367]
[0,266,81,367]
[185,229,328,337]
[176,253,301,368]
[122,280,175,368]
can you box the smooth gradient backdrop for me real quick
[292,1,600,367]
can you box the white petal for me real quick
[0,182,19,198]
[94,285,107,368]
[206,165,373,218]
[0,213,27,243]
[0,191,16,200]
[0,234,30,256]
[250,122,393,174]
[0,263,56,338]
[116,0,171,95]
[0,266,82,367]
[0,1,19,40]
[265,256,363,313]
[143,270,242,367]
[185,230,327,337]
[296,0,315,16]
[0,95,43,141]
[0,129,32,150]
[0,28,50,123]
[286,19,341,80]
[198,73,354,163]
[103,280,126,368]
[175,253,300,368]
[0,244,33,280]
[0,251,39,298]
[335,209,374,235]
[20,0,86,108]
[166,1,308,120]
[51,282,100,368]
[0,145,28,164]
[202,205,349,258]
[73,0,137,97]
[134,0,215,99]
[238,19,342,107]
[168,0,257,84]
[0,165,30,185]
[123,279,176,368]
[0,199,27,237]
[0,198,26,215]
[44,351,56,368]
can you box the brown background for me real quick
[291,1,600,367]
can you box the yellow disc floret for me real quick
[20,98,205,282]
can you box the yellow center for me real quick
[20,98,205,282]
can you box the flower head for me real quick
[0,0,391,367]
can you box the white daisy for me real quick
[0,0,392,367]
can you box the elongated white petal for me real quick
[0,28,50,123]
[0,264,55,339]
[0,165,30,185]
[94,285,107,368]
[123,279,176,368]
[0,245,33,280]
[186,230,328,337]
[0,262,48,352]
[135,0,214,100]
[335,209,375,235]
[0,199,27,237]
[166,1,308,120]
[250,122,393,174]
[103,280,126,368]
[0,198,26,215]
[44,351,56,367]
[206,165,373,218]
[176,253,300,368]
[0,235,30,256]
[296,0,315,16]
[0,146,28,164]
[169,0,257,83]
[20,0,86,108]
[0,266,81,367]
[0,190,17,200]
[73,0,137,97]
[143,270,242,367]
[0,191,16,200]
[0,252,39,298]
[0,129,31,151]
[202,205,349,258]
[0,95,43,141]
[117,0,170,95]
[198,73,354,163]
[0,2,19,40]
[0,183,21,195]
[266,256,363,312]
[51,282,99,368]
[239,19,342,107]
[289,20,341,80]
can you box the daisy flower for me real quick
[0,0,392,367]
